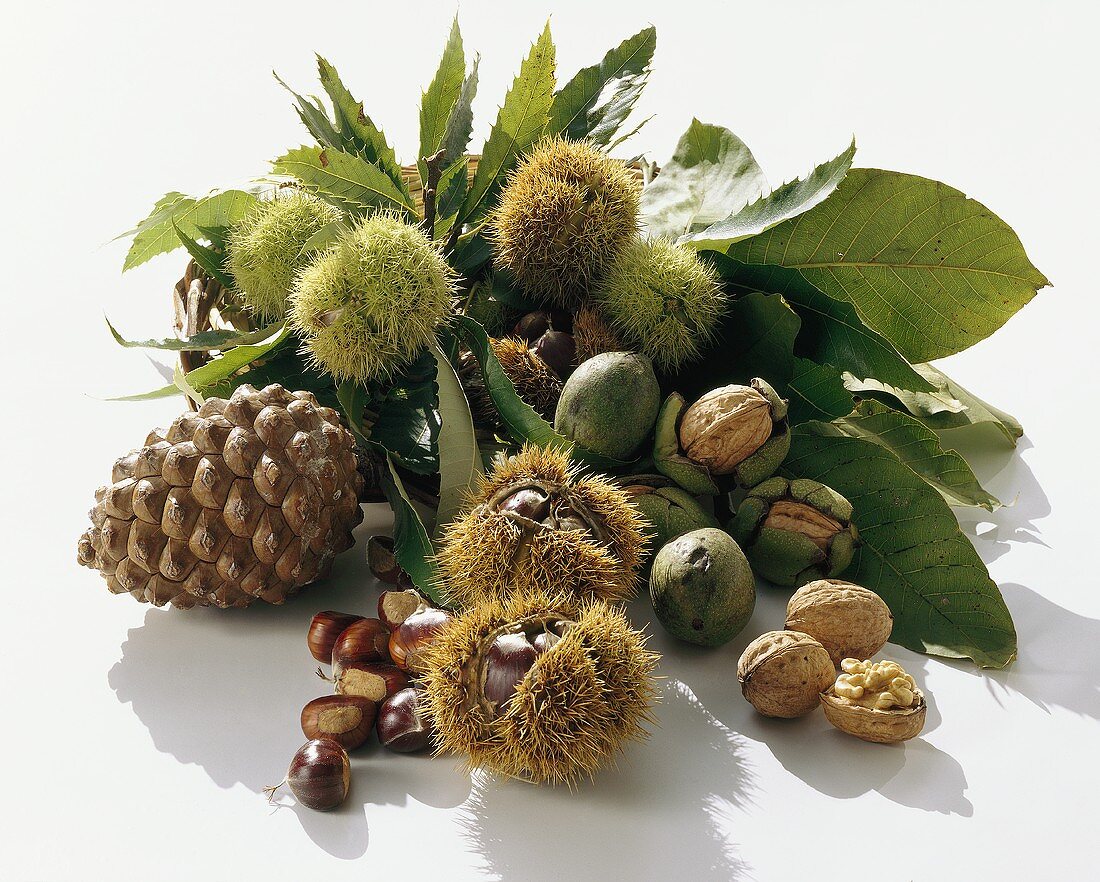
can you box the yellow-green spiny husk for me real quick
[226,191,341,320]
[421,589,659,785]
[491,137,639,307]
[593,236,727,372]
[435,445,649,609]
[288,214,457,384]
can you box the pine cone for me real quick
[76,384,364,609]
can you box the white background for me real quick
[1,1,1095,879]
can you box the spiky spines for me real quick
[422,589,659,785]
[491,137,640,307]
[226,192,341,320]
[492,337,563,419]
[593,237,727,372]
[435,445,649,609]
[288,215,457,383]
[572,305,626,362]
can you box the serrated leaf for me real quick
[122,190,258,272]
[782,426,1016,667]
[368,350,440,475]
[171,220,234,289]
[640,119,768,238]
[459,23,555,226]
[315,56,412,202]
[179,325,292,392]
[674,291,799,401]
[452,315,627,470]
[708,255,932,392]
[272,145,416,218]
[105,317,282,352]
[786,358,854,424]
[725,168,1050,361]
[847,363,1023,445]
[684,139,855,250]
[275,72,343,146]
[547,25,656,147]
[419,18,466,187]
[440,56,480,175]
[299,219,348,254]
[435,157,469,228]
[431,340,482,538]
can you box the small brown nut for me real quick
[737,630,835,718]
[300,695,378,750]
[378,588,428,631]
[784,579,893,665]
[367,535,404,584]
[334,662,411,702]
[821,658,926,743]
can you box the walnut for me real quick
[736,630,836,718]
[784,579,893,665]
[821,658,927,743]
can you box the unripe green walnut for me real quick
[226,192,341,320]
[492,137,639,307]
[593,237,727,372]
[622,480,719,570]
[729,477,859,587]
[555,353,660,460]
[650,528,755,646]
[288,215,456,384]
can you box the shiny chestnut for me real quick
[367,535,404,584]
[331,618,391,677]
[307,611,365,664]
[388,607,453,674]
[377,688,434,753]
[378,588,428,631]
[267,738,350,811]
[300,695,377,750]
[334,662,411,702]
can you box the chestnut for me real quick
[388,607,453,674]
[377,688,434,753]
[307,611,365,664]
[367,535,404,585]
[513,310,553,343]
[300,695,377,750]
[483,632,538,711]
[334,662,411,702]
[266,738,350,811]
[332,617,391,677]
[531,329,577,379]
[378,588,428,631]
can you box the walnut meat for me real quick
[737,630,835,718]
[820,658,927,743]
[784,579,893,665]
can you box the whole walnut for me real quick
[785,579,893,665]
[737,630,835,718]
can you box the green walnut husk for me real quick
[650,528,756,646]
[622,479,720,571]
[555,352,660,461]
[728,476,859,587]
[653,378,789,494]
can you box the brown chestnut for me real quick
[378,588,428,631]
[332,618,391,677]
[377,688,434,753]
[266,738,350,811]
[307,611,365,664]
[388,607,453,674]
[334,662,411,702]
[483,632,538,711]
[513,310,553,343]
[367,535,405,585]
[300,695,377,750]
[531,329,577,379]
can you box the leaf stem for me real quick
[419,148,447,239]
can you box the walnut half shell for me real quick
[820,688,927,743]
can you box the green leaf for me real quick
[179,325,293,393]
[275,72,343,147]
[674,291,799,401]
[121,190,258,271]
[368,350,440,475]
[709,255,933,392]
[315,56,412,203]
[459,23,556,226]
[547,25,656,147]
[105,317,282,352]
[786,358,854,424]
[725,168,1050,361]
[105,384,185,403]
[272,145,416,218]
[827,400,1000,509]
[639,119,768,239]
[782,426,1016,667]
[847,363,1023,445]
[337,383,443,605]
[299,219,348,254]
[171,220,234,289]
[684,139,855,250]
[452,315,626,470]
[431,340,482,537]
[440,56,480,176]
[419,18,466,187]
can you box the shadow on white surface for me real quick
[457,681,754,881]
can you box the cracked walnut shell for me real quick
[821,658,927,743]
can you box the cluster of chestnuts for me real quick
[266,542,455,812]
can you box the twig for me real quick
[419,148,447,239]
